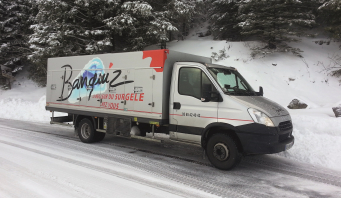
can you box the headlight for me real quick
[247,108,274,127]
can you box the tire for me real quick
[206,133,242,170]
[77,118,96,143]
[94,132,106,142]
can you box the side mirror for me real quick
[257,86,263,96]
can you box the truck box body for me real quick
[46,50,211,124]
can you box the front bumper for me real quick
[236,123,294,155]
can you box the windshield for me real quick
[207,67,256,96]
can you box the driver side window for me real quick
[178,67,201,99]
[178,67,217,101]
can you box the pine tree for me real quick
[104,1,154,51]
[319,0,341,44]
[237,0,317,54]
[105,0,196,50]
[28,0,120,85]
[0,0,33,73]
[209,0,241,40]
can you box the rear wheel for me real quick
[77,118,96,143]
[206,133,242,170]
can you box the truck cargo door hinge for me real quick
[123,75,127,80]
[97,99,102,103]
[150,75,155,80]
[51,84,56,90]
[77,97,81,101]
[148,102,155,107]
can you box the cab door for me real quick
[170,65,218,143]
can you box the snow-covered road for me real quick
[0,119,341,198]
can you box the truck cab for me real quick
[169,62,294,170]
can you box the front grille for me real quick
[278,121,293,132]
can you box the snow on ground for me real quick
[279,109,341,171]
[0,70,64,122]
[1,36,341,171]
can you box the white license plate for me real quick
[285,141,294,151]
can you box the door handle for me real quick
[173,102,181,110]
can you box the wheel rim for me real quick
[81,123,91,139]
[213,143,229,161]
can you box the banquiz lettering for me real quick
[57,65,133,101]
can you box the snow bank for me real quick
[0,96,51,122]
[278,110,341,171]
[0,70,64,122]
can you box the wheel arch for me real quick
[74,114,96,129]
[201,122,243,153]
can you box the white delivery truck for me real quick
[46,49,294,170]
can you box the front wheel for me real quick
[206,133,242,170]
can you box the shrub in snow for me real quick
[332,107,341,118]
[211,48,229,61]
[287,99,308,109]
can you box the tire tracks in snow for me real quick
[1,125,341,197]
[0,126,259,198]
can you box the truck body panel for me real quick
[46,50,211,124]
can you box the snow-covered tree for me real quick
[104,1,154,50]
[319,0,341,44]
[28,0,198,84]
[105,0,196,50]
[28,0,120,85]
[0,0,33,73]
[238,0,317,53]
[209,0,241,40]
[147,0,196,41]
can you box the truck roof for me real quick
[204,63,236,70]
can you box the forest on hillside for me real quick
[0,0,340,86]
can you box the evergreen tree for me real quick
[319,0,341,44]
[104,1,154,50]
[237,0,316,53]
[0,0,33,73]
[28,0,197,84]
[28,0,120,85]
[105,0,196,50]
[209,0,241,40]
